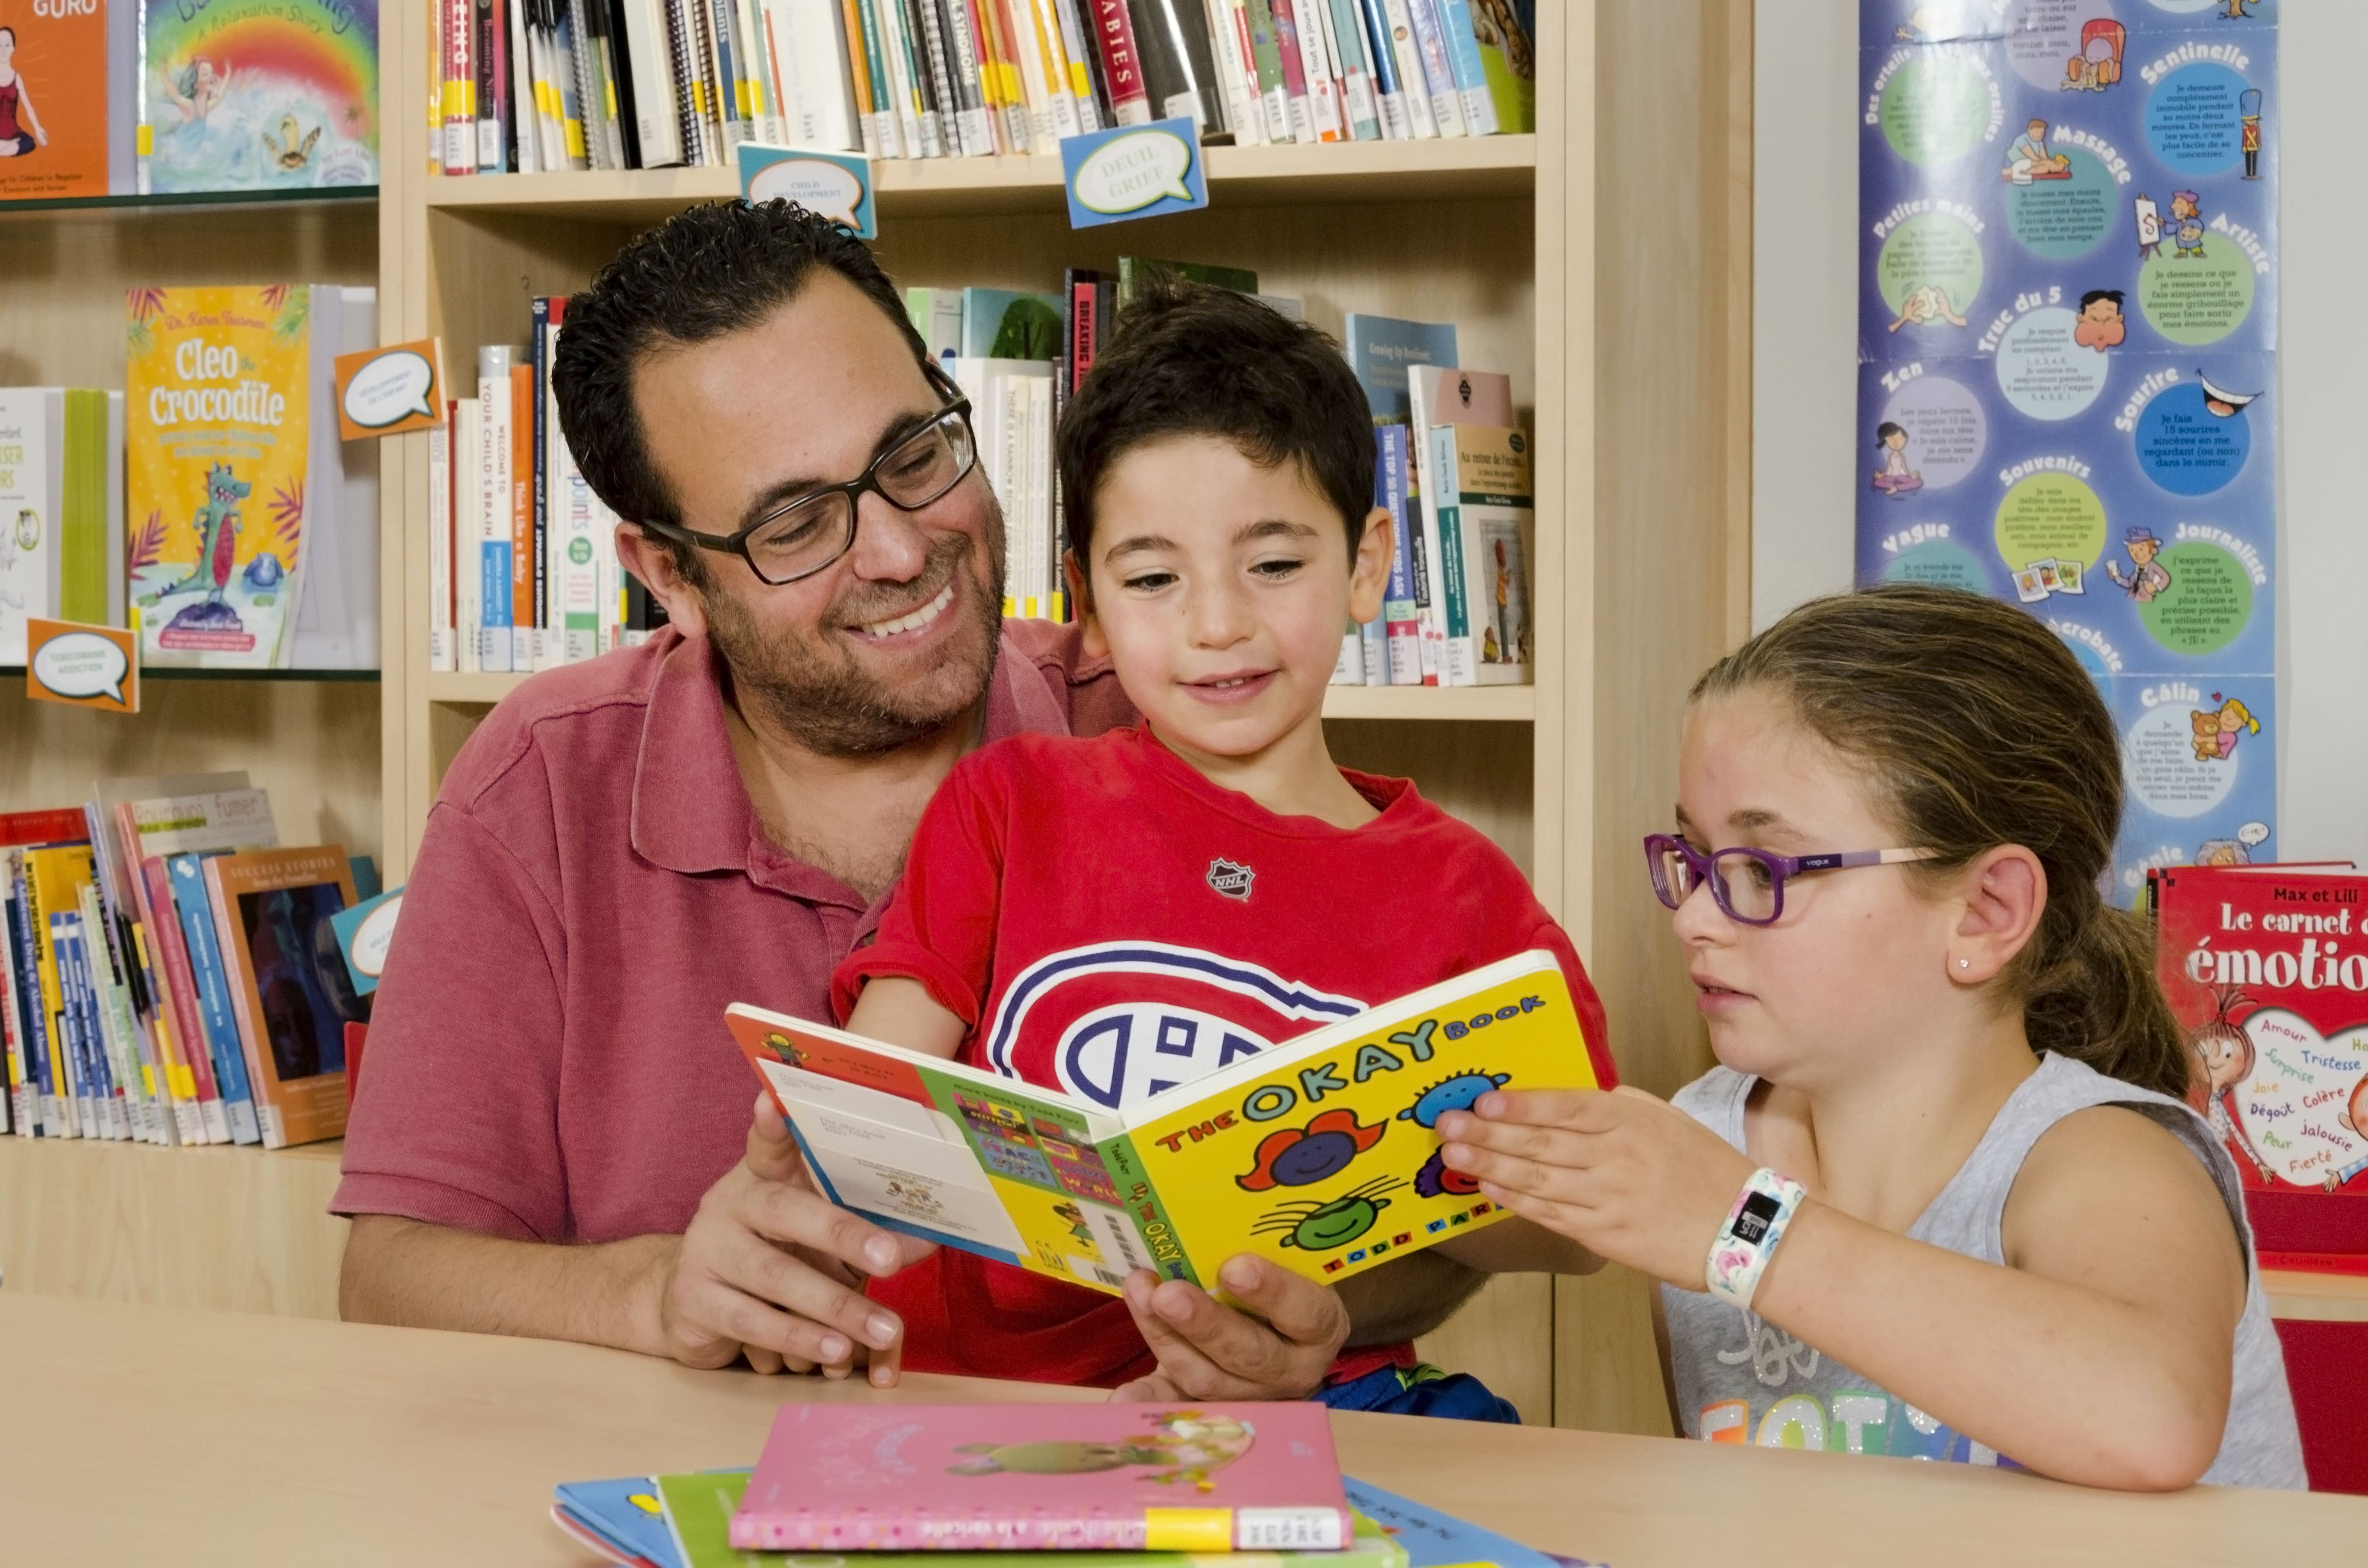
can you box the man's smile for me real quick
[850,579,956,642]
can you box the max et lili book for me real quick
[729,950,1600,1300]
[731,1401,1349,1552]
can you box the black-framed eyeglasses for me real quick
[640,363,978,586]
[1643,833,1940,926]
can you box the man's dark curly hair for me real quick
[1056,280,1376,569]
[552,201,931,582]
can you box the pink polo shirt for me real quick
[331,621,1133,1246]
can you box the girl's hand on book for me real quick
[1110,1257,1351,1403]
[1435,1087,1758,1291]
[654,1092,937,1383]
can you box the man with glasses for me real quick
[334,201,1480,1401]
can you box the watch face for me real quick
[1732,1189,1783,1247]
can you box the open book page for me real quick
[725,949,1602,1297]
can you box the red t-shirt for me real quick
[835,725,1615,1388]
[331,623,1133,1248]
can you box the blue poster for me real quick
[1856,0,2278,899]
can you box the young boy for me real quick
[832,282,1613,1415]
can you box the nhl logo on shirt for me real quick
[1205,858,1254,901]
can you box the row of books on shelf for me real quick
[0,1,378,203]
[428,0,1536,178]
[0,285,381,671]
[434,258,1530,686]
[0,776,375,1152]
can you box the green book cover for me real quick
[1115,258,1262,314]
[58,389,109,626]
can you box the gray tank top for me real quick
[1660,1052,2306,1488]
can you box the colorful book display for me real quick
[731,1402,1350,1552]
[729,950,1598,1298]
[0,0,113,201]
[1853,2,2280,899]
[136,0,380,194]
[2151,862,2368,1267]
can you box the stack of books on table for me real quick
[550,1399,1601,1568]
[427,1,1538,178]
[1,774,377,1150]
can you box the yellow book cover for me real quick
[125,285,312,668]
[725,951,1600,1298]
[22,844,97,1137]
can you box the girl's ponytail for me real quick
[1693,584,2189,1099]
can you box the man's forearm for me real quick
[339,1213,674,1356]
[1335,1249,1489,1345]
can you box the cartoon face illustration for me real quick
[1234,1107,1387,1191]
[2074,290,2126,351]
[1413,1146,1482,1200]
[1251,1176,1407,1252]
[2195,1000,2255,1096]
[1399,1069,1511,1128]
[2195,838,2249,868]
[2170,191,2200,223]
[2190,708,2223,761]
[11,507,36,553]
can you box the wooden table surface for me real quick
[3,1293,2361,1566]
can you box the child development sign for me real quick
[1061,119,1208,229]
[738,145,877,239]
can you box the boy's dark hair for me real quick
[552,200,929,584]
[1056,281,1375,568]
[2079,288,2124,311]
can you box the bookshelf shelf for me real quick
[425,669,1533,721]
[0,186,380,222]
[419,136,1537,222]
[2,665,380,684]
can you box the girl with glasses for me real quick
[1434,585,2304,1490]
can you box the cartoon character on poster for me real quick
[2190,693,2259,761]
[1872,421,1924,495]
[2105,527,2172,601]
[2074,289,2127,351]
[2062,19,2125,94]
[2198,999,2368,1193]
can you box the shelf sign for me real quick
[1062,119,1207,229]
[333,339,445,441]
[739,144,877,239]
[25,618,139,714]
[330,886,405,995]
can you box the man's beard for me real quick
[702,522,1006,758]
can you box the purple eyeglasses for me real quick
[1643,833,1939,926]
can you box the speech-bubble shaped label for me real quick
[748,157,867,229]
[349,895,402,980]
[1072,128,1196,215]
[32,630,130,705]
[2237,820,2271,848]
[342,349,438,430]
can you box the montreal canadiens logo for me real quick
[1207,857,1254,900]
[983,942,1365,1110]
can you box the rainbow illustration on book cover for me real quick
[138,0,378,194]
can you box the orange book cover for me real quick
[0,1,108,201]
[510,360,533,664]
[202,845,364,1148]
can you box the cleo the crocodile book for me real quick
[726,949,1600,1298]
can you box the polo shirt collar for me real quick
[629,625,1071,889]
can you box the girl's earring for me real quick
[1957,959,1972,970]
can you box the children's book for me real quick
[137,0,380,194]
[731,1402,1349,1552]
[728,950,1599,1298]
[1343,315,1457,427]
[0,0,111,202]
[203,845,364,1148]
[960,289,1066,360]
[126,286,314,668]
[0,387,61,663]
[2152,863,2368,1271]
[1429,422,1533,688]
[1406,366,1512,688]
[1114,257,1260,315]
[656,1466,1402,1568]
[167,851,264,1144]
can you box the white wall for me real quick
[1752,0,2365,863]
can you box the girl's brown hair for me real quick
[1691,583,2186,1099]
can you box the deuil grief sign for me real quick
[1061,119,1208,230]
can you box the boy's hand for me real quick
[1110,1256,1350,1403]
[1437,1086,1757,1291]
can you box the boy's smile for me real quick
[1074,433,1391,822]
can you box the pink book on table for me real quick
[730,1401,1351,1553]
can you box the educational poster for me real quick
[1855,0,2278,901]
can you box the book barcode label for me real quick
[1077,1198,1155,1280]
[1067,1256,1129,1290]
[1237,1509,1346,1551]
